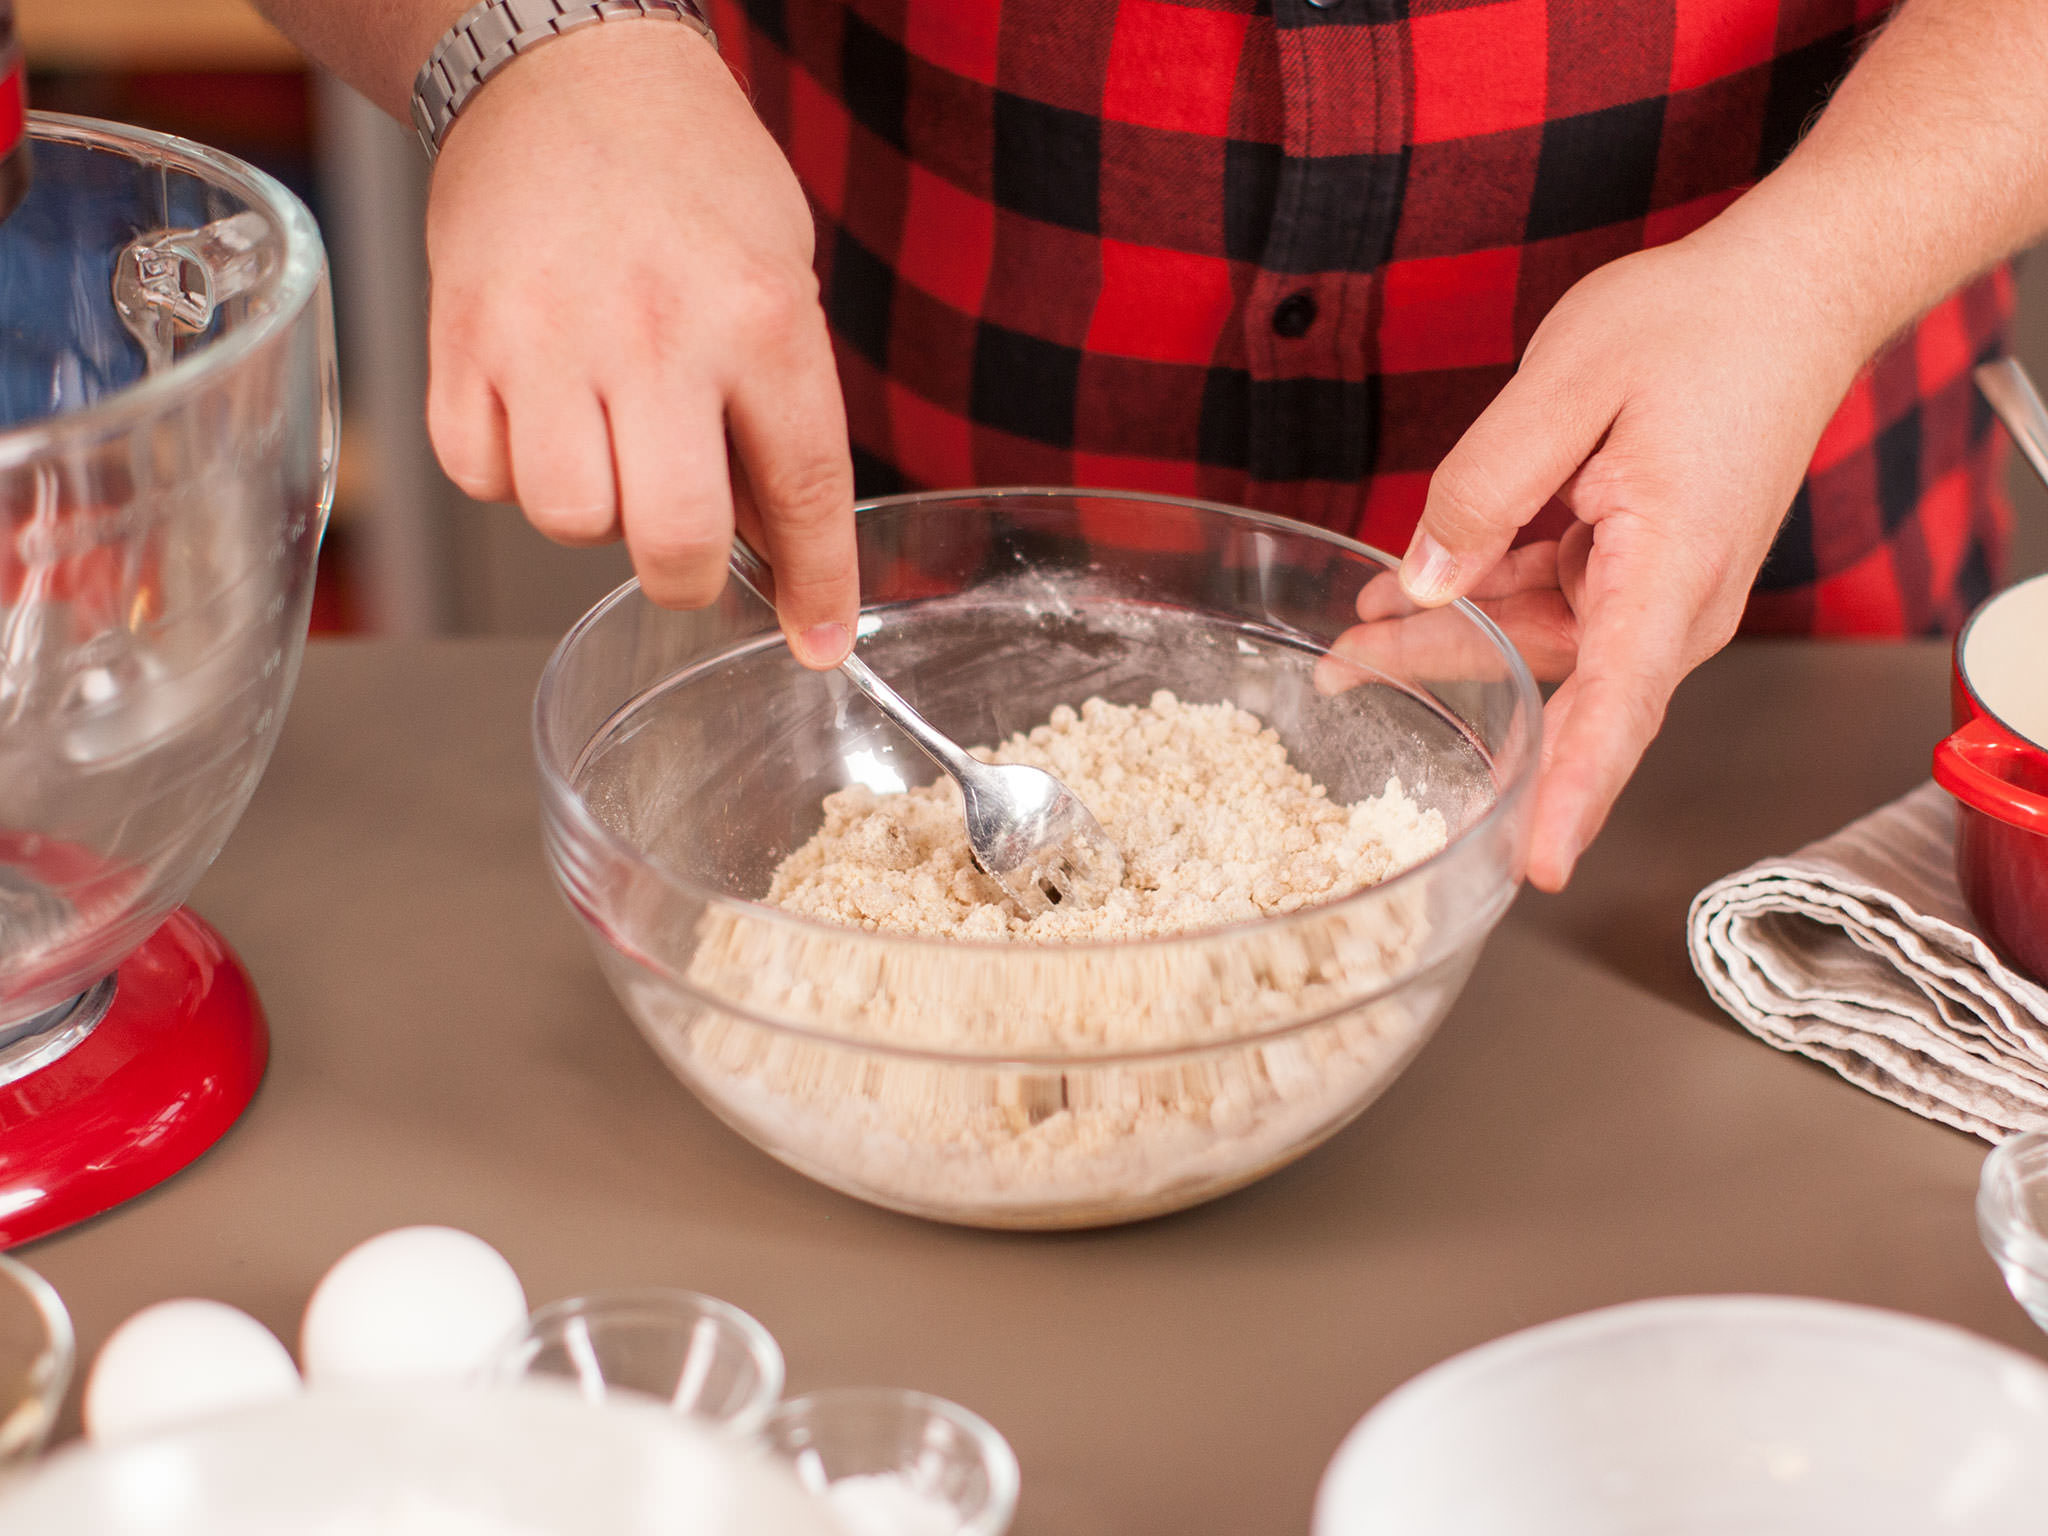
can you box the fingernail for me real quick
[796,622,849,667]
[1400,531,1459,605]
[1552,842,1581,889]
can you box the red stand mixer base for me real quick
[0,909,268,1249]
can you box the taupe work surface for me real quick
[21,638,2044,1533]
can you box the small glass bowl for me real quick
[482,1289,784,1437]
[762,1387,1019,1536]
[1979,1129,2048,1334]
[0,1252,73,1474]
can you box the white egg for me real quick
[85,1298,301,1443]
[301,1226,528,1389]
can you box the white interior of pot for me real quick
[1963,570,2048,750]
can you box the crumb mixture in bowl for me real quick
[544,495,1540,1236]
[649,692,1458,1227]
[539,490,1540,1230]
[767,691,1445,943]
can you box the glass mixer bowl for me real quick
[0,114,335,1241]
[537,490,1539,1228]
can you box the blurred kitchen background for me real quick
[20,0,2048,638]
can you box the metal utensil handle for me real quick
[725,530,778,609]
[1976,358,2048,493]
[726,533,982,782]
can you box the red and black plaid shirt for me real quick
[706,0,2014,637]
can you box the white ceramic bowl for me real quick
[0,1384,837,1534]
[1316,1295,2048,1535]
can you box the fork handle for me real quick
[726,534,983,785]
[1977,359,2048,492]
[725,530,780,610]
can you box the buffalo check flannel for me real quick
[707,0,2015,636]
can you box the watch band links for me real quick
[411,0,717,162]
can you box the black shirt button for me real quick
[1305,0,1343,8]
[1271,291,1318,339]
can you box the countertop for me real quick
[19,636,2044,1534]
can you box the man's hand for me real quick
[424,23,857,665]
[1386,0,2048,893]
[1389,233,1864,892]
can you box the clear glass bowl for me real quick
[0,1254,71,1475]
[535,490,1539,1228]
[483,1290,784,1436]
[1315,1295,2048,1534]
[762,1387,1019,1536]
[1979,1129,2048,1334]
[0,113,335,1043]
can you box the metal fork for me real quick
[1976,358,2048,491]
[727,535,1126,916]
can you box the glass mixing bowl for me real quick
[535,490,1539,1228]
[0,113,335,1043]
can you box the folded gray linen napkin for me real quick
[1688,781,2048,1142]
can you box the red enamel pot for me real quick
[1932,571,2048,983]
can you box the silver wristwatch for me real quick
[410,0,718,161]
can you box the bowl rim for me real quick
[486,1286,787,1436]
[1980,1128,2048,1274]
[0,112,328,472]
[0,1251,74,1455]
[761,1384,1021,1536]
[532,489,1541,1035]
[1314,1293,2048,1531]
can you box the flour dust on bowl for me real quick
[1315,1295,2048,1535]
[536,490,1538,1228]
[0,114,336,1246]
